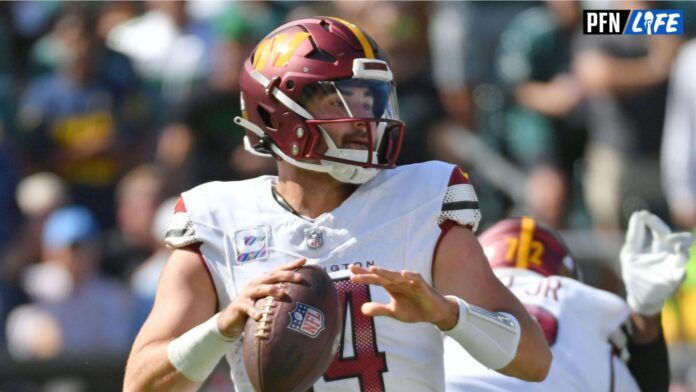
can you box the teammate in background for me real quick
[445,211,692,392]
[124,17,551,391]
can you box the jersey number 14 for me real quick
[322,278,388,392]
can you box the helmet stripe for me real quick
[516,217,536,269]
[330,17,375,59]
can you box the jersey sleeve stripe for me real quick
[442,201,480,211]
[440,168,481,231]
[329,17,375,59]
[165,210,200,248]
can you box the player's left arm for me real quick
[432,224,552,381]
[350,224,552,382]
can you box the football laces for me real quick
[254,296,278,339]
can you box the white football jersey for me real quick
[166,161,481,392]
[444,270,640,392]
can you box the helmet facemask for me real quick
[298,79,404,183]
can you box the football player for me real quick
[444,211,692,391]
[124,17,551,391]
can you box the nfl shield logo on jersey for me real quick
[306,230,323,250]
[234,226,270,264]
[287,302,325,338]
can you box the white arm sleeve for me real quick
[167,313,239,382]
[442,296,521,370]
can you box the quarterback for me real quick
[445,212,691,391]
[124,17,551,391]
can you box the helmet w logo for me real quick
[253,32,310,70]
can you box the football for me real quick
[243,265,341,392]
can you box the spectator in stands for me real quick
[28,4,143,96]
[155,6,275,192]
[6,206,133,360]
[495,1,586,228]
[429,1,535,130]
[428,2,535,224]
[3,172,70,276]
[102,165,165,280]
[574,1,682,230]
[106,0,214,108]
[16,7,145,226]
[1,172,69,348]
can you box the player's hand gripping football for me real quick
[620,211,693,316]
[349,265,458,330]
[217,258,307,337]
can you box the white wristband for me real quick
[167,313,239,382]
[443,296,521,370]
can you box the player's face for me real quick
[305,86,377,151]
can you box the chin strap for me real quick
[236,117,273,158]
[317,126,380,183]
[327,163,379,184]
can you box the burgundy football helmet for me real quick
[234,17,404,184]
[479,217,579,278]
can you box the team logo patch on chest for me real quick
[234,226,270,264]
[287,302,325,338]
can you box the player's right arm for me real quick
[124,249,306,391]
[124,248,216,391]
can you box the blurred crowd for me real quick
[1,0,696,390]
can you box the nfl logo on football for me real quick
[288,302,325,338]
